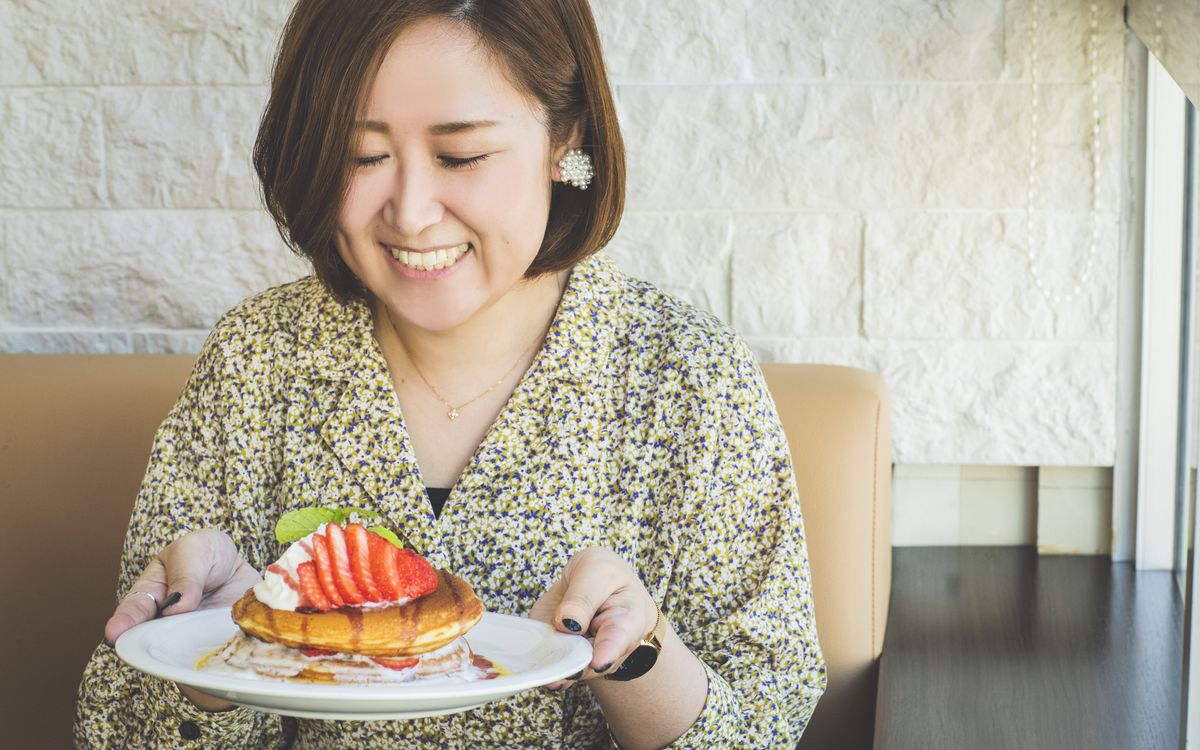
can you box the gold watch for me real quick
[604,602,667,681]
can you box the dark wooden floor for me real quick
[873,547,1184,750]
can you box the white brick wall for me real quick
[0,0,1129,466]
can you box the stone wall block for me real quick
[597,0,1006,83]
[864,211,1118,340]
[1002,0,1126,83]
[619,84,1056,212]
[103,87,268,209]
[606,212,734,323]
[0,89,106,208]
[5,210,307,328]
[1,1,288,86]
[596,0,830,83]
[823,0,1004,81]
[881,340,1116,465]
[730,212,862,338]
[748,336,1116,465]
[1031,82,1124,214]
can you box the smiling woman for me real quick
[73,1,825,749]
[253,0,624,304]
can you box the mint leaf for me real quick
[275,506,392,544]
[274,507,339,543]
[368,525,405,549]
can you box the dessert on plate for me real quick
[201,509,492,684]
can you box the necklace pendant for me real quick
[447,408,460,421]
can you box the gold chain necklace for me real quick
[404,337,540,421]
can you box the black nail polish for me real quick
[567,669,583,681]
[160,591,182,613]
[596,662,613,673]
[562,618,582,633]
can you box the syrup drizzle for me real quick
[266,563,300,593]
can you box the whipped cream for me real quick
[252,525,323,610]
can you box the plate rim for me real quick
[115,607,592,715]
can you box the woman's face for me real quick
[337,17,569,334]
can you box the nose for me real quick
[383,159,444,237]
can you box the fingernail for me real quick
[596,662,613,673]
[160,591,182,613]
[567,669,583,681]
[562,618,582,633]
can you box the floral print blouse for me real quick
[74,251,826,749]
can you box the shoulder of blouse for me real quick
[204,276,325,353]
[616,274,759,397]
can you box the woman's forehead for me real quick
[361,17,539,130]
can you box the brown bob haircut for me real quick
[253,0,626,302]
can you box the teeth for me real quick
[389,243,468,271]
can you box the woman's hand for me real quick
[530,547,659,685]
[103,529,260,712]
[104,528,260,646]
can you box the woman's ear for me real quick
[550,122,586,182]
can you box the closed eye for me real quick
[438,154,489,169]
[355,154,387,168]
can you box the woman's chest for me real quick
[259,383,646,613]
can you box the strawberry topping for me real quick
[371,656,419,671]
[296,560,331,611]
[273,523,439,611]
[393,547,438,600]
[369,533,403,601]
[345,523,384,601]
[324,522,366,605]
[308,532,345,608]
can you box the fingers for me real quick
[587,602,646,673]
[552,551,628,636]
[158,529,243,614]
[104,560,169,645]
[103,529,249,646]
[540,548,658,683]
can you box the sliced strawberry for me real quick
[371,656,418,671]
[308,532,345,608]
[394,548,439,599]
[296,560,331,611]
[346,524,383,602]
[301,647,337,657]
[324,522,366,605]
[370,534,402,601]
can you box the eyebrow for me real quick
[353,119,500,135]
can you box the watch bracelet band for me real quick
[603,599,667,681]
[647,600,666,645]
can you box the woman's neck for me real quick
[371,269,569,395]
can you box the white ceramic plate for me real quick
[115,608,592,720]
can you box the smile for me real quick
[386,243,470,271]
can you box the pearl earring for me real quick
[557,148,594,190]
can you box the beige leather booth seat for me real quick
[0,355,890,750]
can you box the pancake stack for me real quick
[203,522,485,684]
